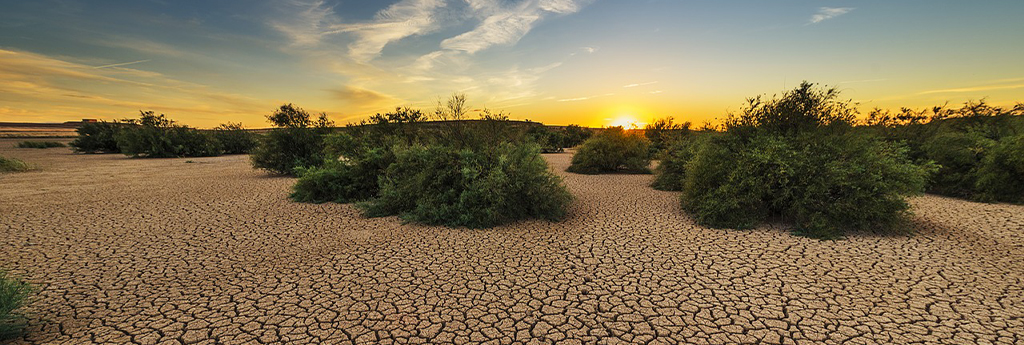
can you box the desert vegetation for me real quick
[69,112,258,158]
[0,156,31,173]
[0,270,35,341]
[653,82,934,239]
[288,94,573,228]
[250,104,334,175]
[566,126,652,174]
[863,101,1024,203]
[15,141,65,149]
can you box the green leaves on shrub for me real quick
[0,270,35,341]
[250,104,334,176]
[70,120,124,153]
[359,143,572,228]
[0,156,31,173]
[661,82,933,239]
[650,135,702,191]
[975,135,1024,203]
[16,141,65,149]
[566,126,652,174]
[115,112,222,158]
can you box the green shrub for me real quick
[115,112,222,158]
[16,141,65,149]
[0,270,35,341]
[0,156,31,173]
[290,133,397,203]
[567,126,651,174]
[359,143,572,228]
[920,132,994,198]
[70,120,123,153]
[644,117,691,154]
[975,135,1024,203]
[212,123,258,154]
[250,104,334,175]
[681,82,932,239]
[650,135,702,191]
[563,124,592,148]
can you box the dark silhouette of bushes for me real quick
[566,126,651,174]
[212,123,258,154]
[0,269,35,341]
[70,120,124,153]
[289,95,573,228]
[16,141,65,149]
[0,156,31,173]
[250,104,334,175]
[658,82,933,239]
[115,111,222,158]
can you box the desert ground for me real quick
[1,138,1023,344]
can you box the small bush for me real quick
[250,104,333,175]
[563,124,592,148]
[920,132,994,198]
[212,123,258,154]
[16,141,65,149]
[0,270,35,341]
[290,134,397,203]
[679,82,933,239]
[360,143,572,228]
[567,126,651,174]
[975,135,1024,203]
[0,156,31,173]
[70,121,123,153]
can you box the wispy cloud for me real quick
[335,0,445,63]
[94,59,150,69]
[918,83,1024,95]
[557,92,614,102]
[330,85,400,110]
[809,7,854,24]
[624,81,658,88]
[441,0,592,54]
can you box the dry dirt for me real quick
[2,140,1023,344]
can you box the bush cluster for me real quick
[212,123,259,155]
[650,134,702,191]
[250,104,334,175]
[0,156,31,173]
[566,126,651,174]
[16,141,65,149]
[864,101,1024,203]
[655,82,933,238]
[644,117,691,154]
[289,95,573,228]
[70,120,124,153]
[116,112,222,158]
[0,269,35,341]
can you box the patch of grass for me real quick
[16,141,66,149]
[0,270,35,341]
[0,156,31,173]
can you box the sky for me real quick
[1,0,1022,128]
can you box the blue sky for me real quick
[1,0,1022,127]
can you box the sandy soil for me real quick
[1,139,1023,344]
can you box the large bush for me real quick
[920,132,993,198]
[115,111,222,158]
[567,126,651,174]
[670,82,933,238]
[650,135,702,191]
[212,123,258,154]
[70,120,124,153]
[359,143,572,228]
[290,95,573,228]
[250,104,334,175]
[0,269,35,341]
[975,135,1024,203]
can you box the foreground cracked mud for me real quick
[2,141,1023,344]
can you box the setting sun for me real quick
[606,116,645,129]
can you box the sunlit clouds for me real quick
[0,1,1022,127]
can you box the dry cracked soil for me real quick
[1,139,1023,344]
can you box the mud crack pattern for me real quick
[1,142,1023,344]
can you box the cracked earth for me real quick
[2,140,1023,344]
